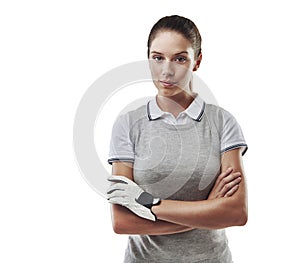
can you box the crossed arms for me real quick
[109,148,248,235]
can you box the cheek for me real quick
[175,65,192,81]
[149,61,161,78]
[174,67,193,89]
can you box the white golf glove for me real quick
[107,175,161,221]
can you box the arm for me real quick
[109,151,244,234]
[110,161,194,235]
[152,148,248,229]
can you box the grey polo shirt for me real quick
[108,93,247,165]
[107,93,247,262]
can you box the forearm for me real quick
[152,149,247,230]
[111,204,194,235]
[152,196,247,229]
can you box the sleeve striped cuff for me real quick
[107,157,135,165]
[221,143,248,156]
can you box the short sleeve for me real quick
[107,113,135,165]
[221,109,248,156]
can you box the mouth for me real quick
[159,80,177,87]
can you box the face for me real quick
[148,30,201,97]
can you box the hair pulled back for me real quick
[147,15,202,58]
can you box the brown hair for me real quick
[147,15,202,58]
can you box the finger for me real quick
[224,184,239,197]
[214,168,234,192]
[217,171,241,192]
[108,175,138,187]
[108,196,128,205]
[107,189,127,200]
[219,176,242,197]
[223,172,241,185]
[107,175,130,184]
[215,167,233,185]
[106,183,127,194]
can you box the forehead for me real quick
[150,30,194,55]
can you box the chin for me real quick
[157,89,182,98]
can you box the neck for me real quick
[156,91,196,118]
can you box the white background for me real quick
[1,0,299,262]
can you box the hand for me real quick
[208,168,242,200]
[107,175,161,221]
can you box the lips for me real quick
[159,80,176,87]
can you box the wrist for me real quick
[151,199,162,220]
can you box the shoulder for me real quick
[126,104,148,120]
[204,103,232,116]
[204,103,237,124]
[203,103,226,124]
[112,104,148,132]
[119,104,148,125]
[207,104,248,155]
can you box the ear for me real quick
[193,53,202,72]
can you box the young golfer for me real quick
[107,15,248,263]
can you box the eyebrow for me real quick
[150,51,189,56]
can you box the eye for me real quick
[152,56,163,62]
[175,57,187,63]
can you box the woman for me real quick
[107,15,248,263]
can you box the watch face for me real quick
[136,192,154,209]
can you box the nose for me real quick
[161,61,175,77]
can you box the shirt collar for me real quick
[146,92,206,122]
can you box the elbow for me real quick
[110,204,129,234]
[227,195,248,227]
[112,221,121,234]
[235,207,248,226]
[240,210,248,226]
[112,217,127,234]
[112,214,134,234]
